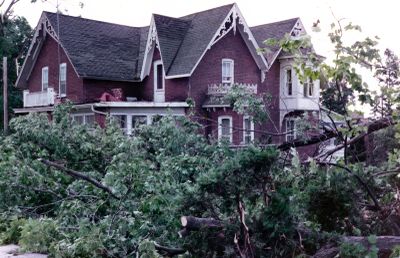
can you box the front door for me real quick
[153,60,165,102]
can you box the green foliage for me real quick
[0,16,32,129]
[0,217,26,244]
[390,245,400,258]
[19,218,60,254]
[339,242,367,258]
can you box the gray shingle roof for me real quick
[153,14,191,74]
[251,18,299,63]
[39,7,298,82]
[45,12,143,81]
[167,3,234,76]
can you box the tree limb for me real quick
[180,216,223,230]
[39,158,119,200]
[316,162,381,211]
[154,243,186,256]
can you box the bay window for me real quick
[285,68,293,96]
[303,78,314,97]
[285,119,296,142]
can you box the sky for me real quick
[7,0,400,112]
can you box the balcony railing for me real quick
[207,83,257,95]
[23,88,56,107]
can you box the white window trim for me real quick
[41,66,49,91]
[242,116,254,144]
[109,113,185,136]
[153,60,165,92]
[284,66,293,97]
[72,113,95,125]
[218,115,233,143]
[59,63,67,97]
[222,58,234,85]
[285,118,296,142]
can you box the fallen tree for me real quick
[313,236,400,258]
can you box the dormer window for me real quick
[303,78,314,97]
[59,63,67,97]
[42,66,49,91]
[222,59,234,84]
[285,68,293,96]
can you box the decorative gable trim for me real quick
[139,4,271,80]
[16,13,80,88]
[267,18,307,69]
[140,16,164,81]
[181,4,268,79]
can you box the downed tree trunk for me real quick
[180,216,223,230]
[313,236,400,258]
[154,243,186,256]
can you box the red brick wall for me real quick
[188,29,276,145]
[26,36,83,102]
[208,109,245,144]
[190,30,261,114]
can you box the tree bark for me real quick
[154,243,186,256]
[3,56,8,134]
[39,158,120,200]
[180,216,223,230]
[313,236,400,258]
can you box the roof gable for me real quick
[16,4,308,88]
[251,18,299,64]
[153,14,191,74]
[45,12,142,81]
[166,4,234,77]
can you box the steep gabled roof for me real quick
[251,18,299,63]
[167,4,234,76]
[17,4,306,88]
[153,14,191,74]
[45,12,142,81]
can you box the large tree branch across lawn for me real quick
[39,158,120,200]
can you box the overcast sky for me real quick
[8,0,400,112]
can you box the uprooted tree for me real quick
[1,16,400,258]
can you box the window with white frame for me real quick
[42,66,49,91]
[303,78,314,97]
[131,115,148,134]
[154,61,164,90]
[243,116,254,144]
[111,115,127,134]
[218,116,232,143]
[59,63,67,97]
[285,119,296,142]
[72,114,95,127]
[285,68,293,96]
[222,59,234,84]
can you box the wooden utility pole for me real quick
[3,57,8,134]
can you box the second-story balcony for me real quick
[23,88,56,108]
[207,83,258,95]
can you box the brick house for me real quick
[14,3,322,156]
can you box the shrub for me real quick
[339,242,366,258]
[0,217,26,244]
[19,218,60,254]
